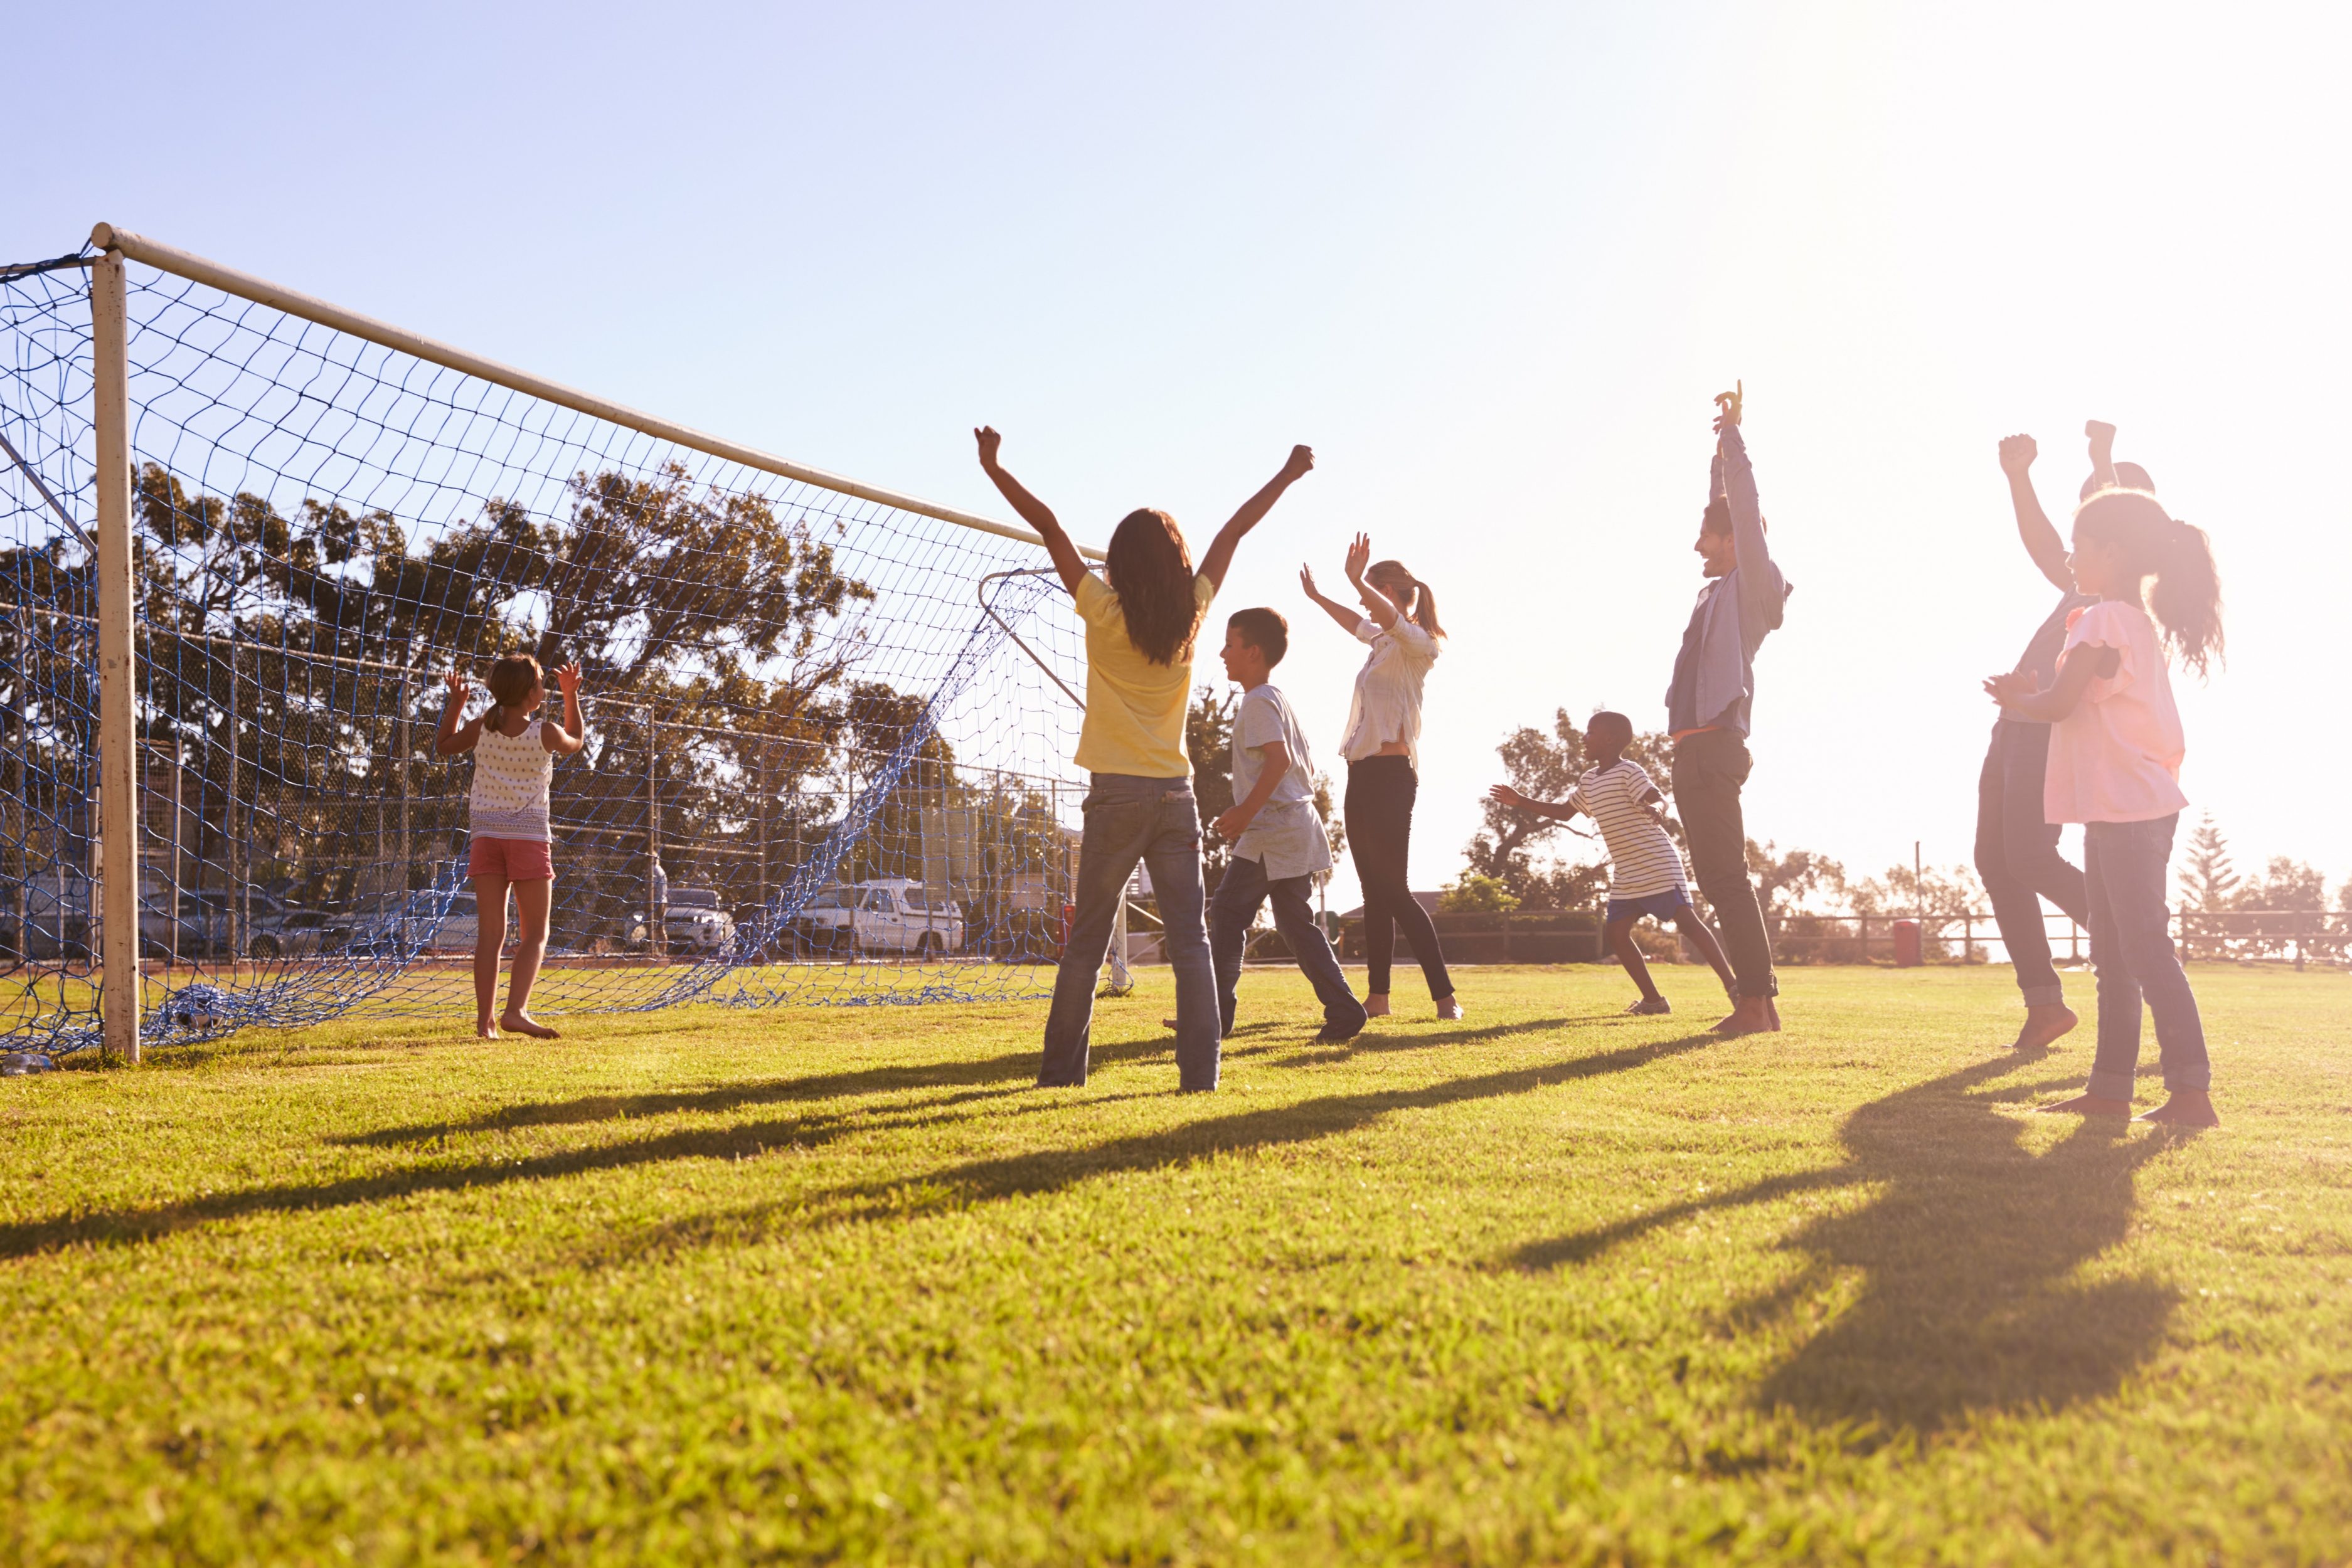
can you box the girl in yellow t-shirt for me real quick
[975,426,1314,1092]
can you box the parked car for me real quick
[791,879,965,958]
[139,886,287,960]
[623,886,737,956]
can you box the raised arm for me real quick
[541,662,587,757]
[1298,563,1364,635]
[434,668,483,756]
[1198,445,1314,591]
[974,426,1087,596]
[1342,532,1402,631]
[2085,420,2119,493]
[1713,387,1785,633]
[1999,433,2073,593]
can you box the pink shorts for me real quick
[467,836,554,882]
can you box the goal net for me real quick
[0,233,1092,1055]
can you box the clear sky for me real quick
[11,1,2349,910]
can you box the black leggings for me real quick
[1345,755,1453,1000]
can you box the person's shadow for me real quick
[1514,1056,2182,1433]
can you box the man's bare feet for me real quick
[1436,995,1464,1021]
[476,1018,500,1041]
[499,1012,561,1040]
[2136,1091,2218,1128]
[2040,1091,2131,1118]
[1364,993,1391,1018]
[1715,997,1773,1037]
[2013,1004,2078,1051]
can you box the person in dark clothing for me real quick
[1982,420,2153,1051]
[1664,385,1791,1038]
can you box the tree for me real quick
[1744,840,1847,921]
[1438,874,1519,914]
[1463,708,1674,910]
[2176,812,2240,911]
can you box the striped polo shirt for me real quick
[1568,758,1686,899]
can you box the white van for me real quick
[792,879,965,958]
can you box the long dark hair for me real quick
[487,651,544,714]
[1368,559,1445,639]
[2073,489,2224,678]
[1104,508,1202,666]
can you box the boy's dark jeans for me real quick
[2083,813,2210,1101]
[1974,719,2090,1007]
[1210,854,1366,1038]
[1669,728,1777,1000]
[1041,774,1220,1091]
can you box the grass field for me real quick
[2,963,2348,1564]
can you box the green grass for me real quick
[3,963,2348,1564]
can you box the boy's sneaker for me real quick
[1624,996,1671,1016]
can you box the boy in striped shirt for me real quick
[1488,711,1737,1015]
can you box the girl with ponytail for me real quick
[1301,534,1461,1021]
[1987,484,2225,1126]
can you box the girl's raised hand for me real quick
[1713,380,1743,433]
[555,662,583,698]
[443,667,471,700]
[1299,563,1322,601]
[1344,532,1372,583]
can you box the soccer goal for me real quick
[0,225,1097,1061]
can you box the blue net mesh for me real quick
[1,248,1091,1054]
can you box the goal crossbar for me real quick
[88,223,1104,562]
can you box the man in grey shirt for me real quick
[1208,608,1368,1043]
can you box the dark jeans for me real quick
[2083,813,2210,1100]
[1042,774,1219,1091]
[1210,854,1366,1037]
[1344,756,1452,1000]
[1975,720,2090,1007]
[1670,728,1776,1000]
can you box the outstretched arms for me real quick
[1198,445,1315,591]
[1999,433,2074,593]
[1297,563,1362,634]
[1299,532,1399,635]
[1486,783,1584,824]
[974,427,1088,596]
[434,668,483,755]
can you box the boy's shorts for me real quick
[1605,889,1690,923]
[467,836,554,882]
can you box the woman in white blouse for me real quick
[1301,535,1462,1020]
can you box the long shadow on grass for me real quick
[336,1027,1210,1147]
[1511,1055,2178,1433]
[0,1084,1151,1261]
[603,1027,1718,1259]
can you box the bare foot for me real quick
[476,1018,501,1041]
[2136,1091,2219,1128]
[2013,1004,2078,1052]
[1436,995,1464,1021]
[1715,997,1773,1037]
[1765,996,1782,1032]
[1364,993,1392,1019]
[2040,1091,2132,1118]
[499,1012,561,1040]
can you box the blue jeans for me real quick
[1210,853,1366,1038]
[2083,813,2210,1099]
[1041,774,1220,1091]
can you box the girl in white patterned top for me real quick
[435,652,585,1039]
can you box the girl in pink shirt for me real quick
[1987,487,2223,1126]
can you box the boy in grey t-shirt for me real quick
[1208,608,1368,1042]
